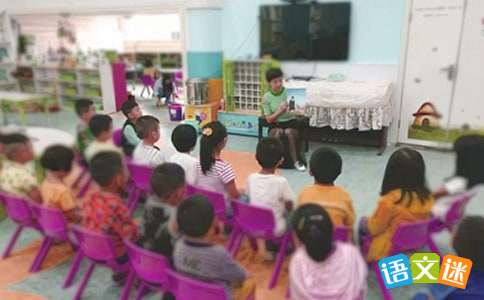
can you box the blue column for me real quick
[186,8,223,79]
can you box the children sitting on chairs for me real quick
[84,115,121,162]
[247,137,295,259]
[289,204,367,300]
[138,163,186,258]
[0,133,41,202]
[132,115,165,167]
[121,99,142,156]
[169,124,198,185]
[40,145,79,223]
[196,121,241,200]
[174,195,256,300]
[298,147,355,228]
[74,99,96,160]
[359,147,434,262]
[82,152,138,258]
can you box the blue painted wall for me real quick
[221,0,406,64]
[187,8,223,78]
[187,52,223,78]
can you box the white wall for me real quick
[1,0,223,14]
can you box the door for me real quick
[398,0,466,147]
[448,0,484,135]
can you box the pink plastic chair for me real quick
[366,219,440,300]
[71,226,130,300]
[229,201,293,289]
[186,185,231,227]
[120,240,171,300]
[113,129,123,148]
[126,162,154,214]
[29,203,83,288]
[166,269,231,300]
[0,192,42,259]
[140,75,154,98]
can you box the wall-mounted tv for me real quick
[260,2,351,61]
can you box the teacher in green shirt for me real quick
[262,68,306,172]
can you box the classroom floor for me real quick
[1,96,483,300]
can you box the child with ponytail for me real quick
[195,121,241,200]
[289,204,367,300]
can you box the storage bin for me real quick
[168,103,183,121]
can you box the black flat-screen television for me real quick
[260,2,351,61]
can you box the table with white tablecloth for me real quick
[285,80,394,131]
[285,80,394,154]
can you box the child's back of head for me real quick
[89,151,125,189]
[453,135,484,189]
[454,216,484,271]
[310,147,342,185]
[381,147,431,204]
[151,163,186,205]
[135,115,160,143]
[256,137,283,170]
[121,99,141,121]
[177,195,214,238]
[89,114,113,140]
[40,145,74,177]
[292,203,333,262]
[75,98,95,122]
[171,124,197,153]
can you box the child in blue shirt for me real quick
[413,216,484,300]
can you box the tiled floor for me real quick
[1,95,483,300]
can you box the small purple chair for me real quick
[229,201,293,289]
[366,220,440,300]
[166,269,236,300]
[120,240,171,300]
[71,226,130,300]
[140,75,154,98]
[126,162,154,214]
[29,203,83,288]
[0,192,42,259]
[186,185,231,228]
[333,226,351,242]
[113,129,123,148]
[430,194,472,233]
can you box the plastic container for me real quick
[168,103,183,121]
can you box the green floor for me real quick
[1,97,483,300]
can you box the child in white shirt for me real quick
[247,137,295,259]
[132,116,165,167]
[432,135,484,219]
[168,124,198,185]
[84,114,122,162]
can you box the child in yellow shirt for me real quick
[298,147,355,228]
[40,145,80,223]
[360,147,434,262]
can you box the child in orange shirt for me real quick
[298,147,355,228]
[360,147,434,262]
[40,145,79,223]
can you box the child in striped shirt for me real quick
[195,121,241,200]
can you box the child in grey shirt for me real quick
[174,195,256,300]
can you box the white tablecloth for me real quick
[285,80,394,131]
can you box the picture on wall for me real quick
[408,101,484,143]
